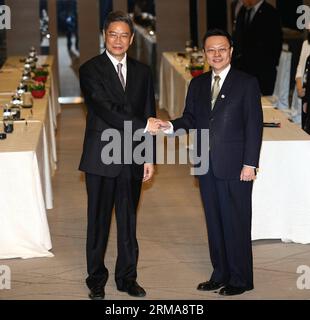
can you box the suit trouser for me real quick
[198,161,254,289]
[85,166,142,290]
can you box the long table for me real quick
[252,108,310,244]
[159,52,310,244]
[0,55,60,259]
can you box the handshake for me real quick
[146,117,173,135]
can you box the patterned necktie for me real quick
[211,75,221,109]
[117,63,126,90]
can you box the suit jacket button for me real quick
[210,117,214,121]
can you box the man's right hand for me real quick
[146,118,172,135]
[297,87,305,98]
[303,102,308,114]
[158,120,172,131]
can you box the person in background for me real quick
[66,11,79,53]
[233,0,282,95]
[231,0,243,32]
[295,29,310,132]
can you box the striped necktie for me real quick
[211,75,221,109]
[117,63,125,90]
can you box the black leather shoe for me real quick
[219,285,248,296]
[88,286,105,300]
[197,280,225,291]
[118,280,146,297]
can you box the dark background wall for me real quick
[207,0,227,30]
[277,0,303,30]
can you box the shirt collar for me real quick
[105,49,127,69]
[212,64,231,82]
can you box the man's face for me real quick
[104,21,134,60]
[204,36,233,74]
[242,0,259,8]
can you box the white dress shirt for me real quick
[296,40,310,81]
[211,64,231,91]
[105,49,127,84]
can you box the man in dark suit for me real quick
[152,29,263,295]
[233,0,282,95]
[231,0,243,31]
[79,11,156,300]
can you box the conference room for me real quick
[0,0,309,302]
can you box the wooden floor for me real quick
[1,104,309,300]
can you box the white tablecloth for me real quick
[0,55,59,259]
[252,108,310,243]
[159,52,310,244]
[0,55,59,173]
[0,122,53,258]
[159,52,192,118]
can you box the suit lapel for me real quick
[125,57,134,95]
[203,72,212,111]
[249,1,265,28]
[211,68,234,115]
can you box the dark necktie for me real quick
[117,63,125,90]
[245,8,253,28]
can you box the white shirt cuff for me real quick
[144,120,174,134]
[144,120,150,133]
[243,164,256,169]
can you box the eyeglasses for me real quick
[205,47,231,55]
[107,32,131,41]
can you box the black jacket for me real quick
[79,52,156,178]
[171,68,263,179]
[233,1,282,73]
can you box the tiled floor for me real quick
[0,105,309,300]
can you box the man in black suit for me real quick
[233,0,282,95]
[79,11,157,300]
[152,29,263,295]
[231,0,243,31]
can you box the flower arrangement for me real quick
[29,82,46,98]
[189,63,204,78]
[33,67,49,83]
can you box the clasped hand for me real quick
[147,117,171,135]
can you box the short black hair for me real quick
[103,11,134,35]
[203,29,233,47]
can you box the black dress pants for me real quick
[198,160,254,289]
[85,166,142,289]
